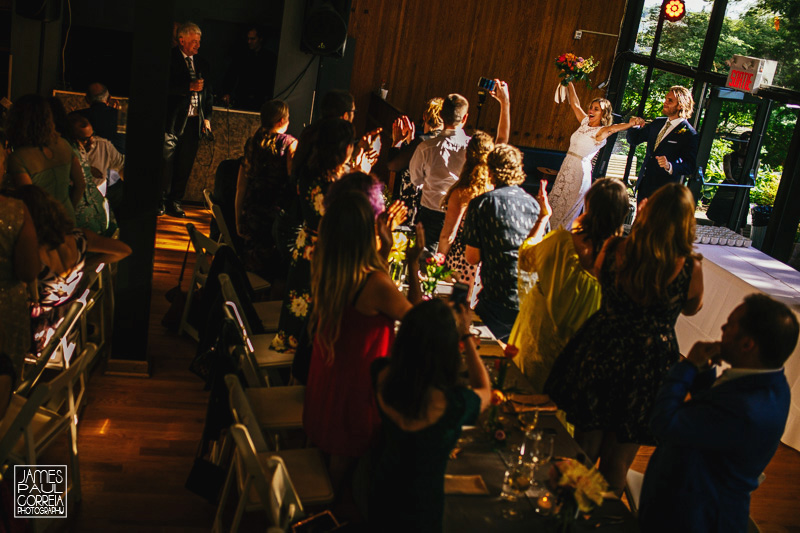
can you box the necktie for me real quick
[654,120,671,149]
[186,57,200,113]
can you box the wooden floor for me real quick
[30,206,800,532]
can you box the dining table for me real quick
[443,345,639,532]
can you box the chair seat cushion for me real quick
[251,335,294,367]
[246,386,305,430]
[253,301,282,332]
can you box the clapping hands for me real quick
[392,115,415,147]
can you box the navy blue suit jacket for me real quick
[639,360,790,533]
[626,117,699,200]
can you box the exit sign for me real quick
[726,55,778,94]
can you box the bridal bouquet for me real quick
[554,53,598,103]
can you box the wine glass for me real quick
[500,460,534,520]
[539,432,555,464]
[518,410,540,435]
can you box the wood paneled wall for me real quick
[347,0,627,151]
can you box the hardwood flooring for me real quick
[27,206,800,532]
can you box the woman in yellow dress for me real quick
[508,178,629,391]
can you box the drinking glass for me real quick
[501,460,535,502]
[518,411,539,435]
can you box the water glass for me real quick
[501,460,535,502]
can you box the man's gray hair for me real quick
[177,21,202,38]
[86,83,109,104]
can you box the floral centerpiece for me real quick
[387,231,410,283]
[546,457,609,532]
[554,53,599,103]
[419,253,454,298]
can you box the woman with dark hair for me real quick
[548,81,638,231]
[509,177,629,391]
[546,182,704,495]
[304,191,421,492]
[6,185,131,355]
[235,99,297,282]
[369,299,491,532]
[270,118,356,357]
[4,94,86,222]
[46,96,112,236]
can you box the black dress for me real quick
[369,359,480,532]
[544,238,694,445]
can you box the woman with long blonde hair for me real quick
[303,190,423,491]
[436,131,494,304]
[546,182,703,495]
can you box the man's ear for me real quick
[461,113,469,126]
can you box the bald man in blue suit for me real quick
[639,293,798,533]
[627,86,699,202]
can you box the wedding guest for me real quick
[545,183,704,495]
[640,294,797,533]
[304,191,422,492]
[7,185,131,355]
[270,118,356,383]
[5,94,86,222]
[409,80,510,252]
[235,99,297,284]
[385,97,444,221]
[462,144,539,342]
[437,131,495,305]
[0,149,40,383]
[369,299,491,532]
[548,81,637,231]
[508,177,629,391]
[47,97,113,237]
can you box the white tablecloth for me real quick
[675,244,800,450]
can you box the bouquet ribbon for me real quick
[554,84,567,104]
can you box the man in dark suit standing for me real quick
[639,293,798,533]
[162,21,213,217]
[627,86,699,202]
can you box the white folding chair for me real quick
[0,343,98,529]
[213,423,307,533]
[220,274,293,370]
[204,188,270,293]
[624,469,644,516]
[180,222,221,340]
[224,373,304,443]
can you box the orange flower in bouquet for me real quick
[554,52,598,103]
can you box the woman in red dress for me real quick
[303,190,423,490]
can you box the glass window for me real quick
[635,0,716,68]
[713,0,799,91]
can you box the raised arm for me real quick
[490,80,511,144]
[526,179,552,242]
[595,116,640,143]
[566,82,587,124]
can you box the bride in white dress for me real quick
[548,82,638,230]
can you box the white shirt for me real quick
[181,50,199,117]
[82,136,125,188]
[408,128,471,212]
[658,117,685,174]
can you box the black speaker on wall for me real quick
[16,0,62,21]
[301,0,352,58]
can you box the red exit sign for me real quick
[728,69,754,91]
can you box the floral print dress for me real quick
[270,172,328,352]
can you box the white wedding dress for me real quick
[549,117,606,230]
